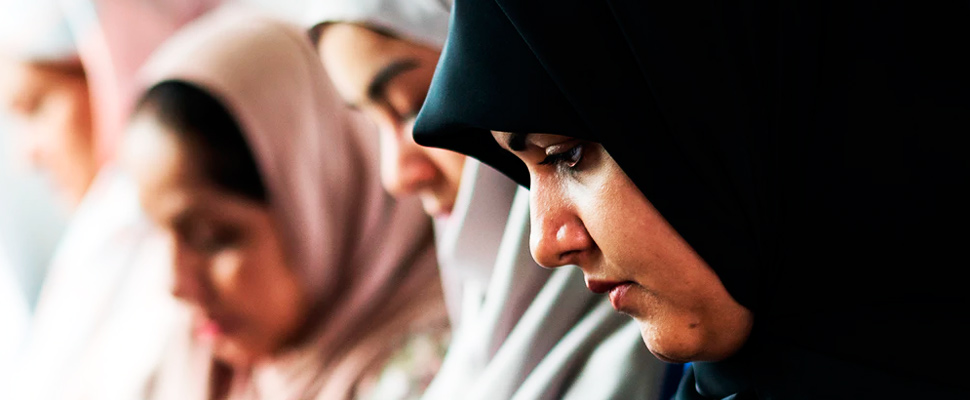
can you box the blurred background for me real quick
[0,0,310,380]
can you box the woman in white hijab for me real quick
[0,0,71,375]
[0,1,221,399]
[309,1,679,399]
[127,6,448,399]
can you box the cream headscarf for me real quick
[140,5,447,400]
[307,0,670,399]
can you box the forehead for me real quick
[0,60,82,109]
[124,115,253,220]
[123,113,204,197]
[317,23,430,103]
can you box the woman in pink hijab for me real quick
[123,6,448,400]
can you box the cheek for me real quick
[257,251,306,332]
[207,250,248,301]
[566,168,647,258]
[425,148,465,179]
[38,95,93,165]
[222,236,306,348]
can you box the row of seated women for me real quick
[2,0,966,399]
[4,1,665,399]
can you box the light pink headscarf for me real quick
[58,0,222,165]
[139,5,447,400]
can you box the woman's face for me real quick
[0,60,98,208]
[492,132,753,362]
[123,113,309,367]
[318,23,465,218]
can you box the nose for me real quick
[169,237,209,304]
[17,125,45,170]
[378,123,437,197]
[529,179,593,268]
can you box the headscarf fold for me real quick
[141,6,446,399]
[414,0,969,398]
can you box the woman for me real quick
[0,1,208,398]
[125,7,448,400]
[413,0,968,398]
[309,1,675,399]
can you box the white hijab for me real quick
[307,0,451,49]
[307,1,671,398]
[0,1,219,398]
[0,240,29,381]
[5,167,179,400]
[0,0,76,62]
[0,0,73,312]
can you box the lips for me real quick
[194,312,237,341]
[586,279,635,312]
[607,283,634,312]
[586,279,624,294]
[195,318,223,341]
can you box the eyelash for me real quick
[182,226,240,254]
[539,144,584,169]
[199,232,239,253]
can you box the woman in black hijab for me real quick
[413,0,969,398]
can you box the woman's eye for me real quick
[11,91,43,117]
[185,225,240,254]
[539,144,584,169]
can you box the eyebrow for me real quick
[365,58,421,106]
[506,132,528,151]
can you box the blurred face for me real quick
[123,113,309,367]
[318,23,465,218]
[0,59,98,208]
[493,132,753,363]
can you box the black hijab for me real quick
[415,0,969,398]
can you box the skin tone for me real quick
[0,58,99,209]
[122,112,309,368]
[317,23,465,218]
[492,132,754,363]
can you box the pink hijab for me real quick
[60,0,222,164]
[139,6,446,400]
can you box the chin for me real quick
[638,321,704,363]
[646,346,697,364]
[421,198,453,219]
[212,338,262,367]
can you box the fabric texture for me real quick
[0,232,30,384]
[140,6,447,400]
[2,168,177,400]
[309,1,671,398]
[414,0,969,398]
